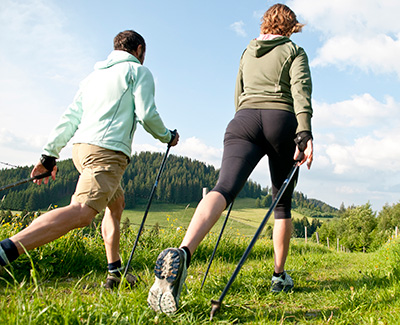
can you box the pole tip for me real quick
[210,299,221,320]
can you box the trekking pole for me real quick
[201,201,234,289]
[209,161,300,320]
[0,170,52,192]
[123,144,172,278]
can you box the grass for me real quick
[122,198,305,237]
[1,202,400,324]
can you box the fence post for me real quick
[202,187,209,198]
[316,232,319,244]
[327,237,330,249]
[305,226,307,243]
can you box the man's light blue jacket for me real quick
[43,50,171,159]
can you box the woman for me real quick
[148,4,313,314]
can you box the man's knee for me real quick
[70,203,98,227]
[108,195,125,216]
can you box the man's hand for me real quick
[168,130,180,147]
[31,163,57,185]
[294,139,313,169]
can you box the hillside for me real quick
[0,152,335,215]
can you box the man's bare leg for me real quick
[102,195,125,264]
[10,202,97,255]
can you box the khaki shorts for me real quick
[72,143,129,213]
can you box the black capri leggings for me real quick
[212,109,298,219]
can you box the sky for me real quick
[1,0,400,213]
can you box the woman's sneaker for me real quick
[270,271,294,292]
[147,247,187,314]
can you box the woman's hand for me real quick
[294,139,313,169]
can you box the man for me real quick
[0,30,179,288]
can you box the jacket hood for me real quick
[94,50,140,69]
[246,37,291,58]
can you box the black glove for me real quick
[40,154,57,172]
[168,129,177,146]
[294,131,313,152]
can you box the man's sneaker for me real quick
[147,247,187,314]
[271,271,294,293]
[0,245,10,269]
[103,266,138,289]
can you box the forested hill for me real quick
[0,152,338,213]
[0,152,261,210]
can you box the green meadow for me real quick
[1,199,400,324]
[122,198,306,237]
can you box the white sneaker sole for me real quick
[147,248,186,314]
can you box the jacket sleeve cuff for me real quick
[295,112,312,134]
[40,154,57,171]
[294,131,313,152]
[168,129,177,145]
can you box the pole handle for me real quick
[33,170,52,180]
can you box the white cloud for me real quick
[174,137,222,168]
[230,21,247,37]
[336,185,363,195]
[288,0,400,35]
[0,0,95,117]
[288,0,400,77]
[0,0,96,167]
[311,35,400,77]
[0,0,93,83]
[312,94,400,174]
[314,94,398,129]
[0,128,46,152]
[132,137,222,169]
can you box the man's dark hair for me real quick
[114,30,146,53]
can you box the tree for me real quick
[314,217,341,247]
[340,203,377,252]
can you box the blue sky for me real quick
[1,0,400,212]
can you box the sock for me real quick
[108,259,123,276]
[0,239,19,266]
[273,271,286,280]
[180,246,191,268]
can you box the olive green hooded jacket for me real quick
[235,36,312,133]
